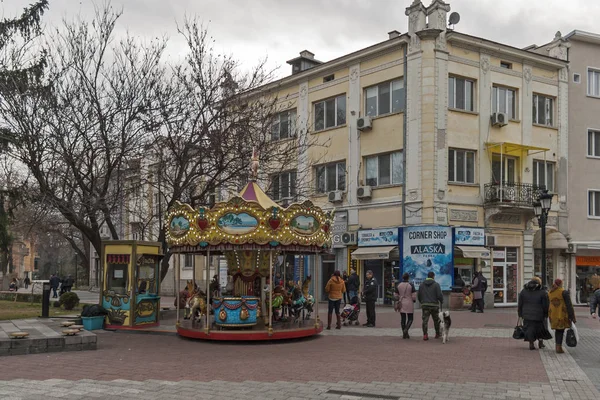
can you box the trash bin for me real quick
[81,316,105,330]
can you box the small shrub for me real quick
[53,300,61,308]
[59,292,80,310]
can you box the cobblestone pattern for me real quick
[563,329,600,392]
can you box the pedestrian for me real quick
[418,271,444,341]
[50,274,60,298]
[471,271,485,313]
[548,279,576,354]
[347,268,360,302]
[24,276,31,289]
[362,270,377,327]
[517,276,552,350]
[397,272,416,339]
[324,270,346,330]
[65,275,74,292]
[342,271,349,305]
[590,282,600,321]
[9,278,18,292]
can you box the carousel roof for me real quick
[238,181,280,210]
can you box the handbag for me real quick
[566,323,578,347]
[512,317,525,340]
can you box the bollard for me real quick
[41,281,51,318]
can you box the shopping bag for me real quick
[566,322,579,347]
[512,318,525,340]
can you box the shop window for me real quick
[365,151,404,187]
[315,161,346,193]
[107,264,128,295]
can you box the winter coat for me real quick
[518,280,549,322]
[325,276,346,301]
[363,277,377,302]
[472,277,483,300]
[396,281,415,314]
[548,287,575,330]
[49,276,60,289]
[590,288,600,315]
[347,272,360,292]
[418,278,443,307]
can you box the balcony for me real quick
[484,182,546,208]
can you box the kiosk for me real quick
[100,241,163,329]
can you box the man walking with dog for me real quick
[418,271,444,341]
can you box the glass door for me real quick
[492,247,519,305]
[492,155,518,184]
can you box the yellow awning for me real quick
[485,142,549,157]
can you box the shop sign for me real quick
[454,227,485,246]
[576,256,600,266]
[401,225,454,291]
[357,228,399,247]
[493,250,505,259]
[331,211,348,249]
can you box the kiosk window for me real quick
[137,263,156,294]
[107,264,128,295]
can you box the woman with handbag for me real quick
[325,270,346,330]
[548,279,576,354]
[397,273,416,339]
[518,276,552,350]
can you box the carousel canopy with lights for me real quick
[165,167,334,256]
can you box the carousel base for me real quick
[177,318,323,341]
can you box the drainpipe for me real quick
[402,42,408,227]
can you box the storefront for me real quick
[574,255,600,304]
[352,228,400,305]
[533,227,568,288]
[453,227,490,287]
[492,247,519,306]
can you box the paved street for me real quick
[1,307,599,400]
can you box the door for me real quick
[492,247,519,305]
[320,254,335,301]
[492,155,518,184]
[364,260,383,304]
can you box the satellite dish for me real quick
[448,12,460,27]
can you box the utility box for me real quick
[100,241,163,329]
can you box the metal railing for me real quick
[484,182,546,207]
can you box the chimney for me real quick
[286,50,323,75]
[299,50,315,59]
[388,30,401,39]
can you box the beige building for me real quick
[529,30,600,304]
[262,0,569,305]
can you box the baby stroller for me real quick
[341,296,361,326]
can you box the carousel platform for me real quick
[177,318,323,341]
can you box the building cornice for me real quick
[564,30,600,45]
[447,32,568,70]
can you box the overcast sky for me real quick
[3,0,599,78]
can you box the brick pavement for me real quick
[0,308,599,400]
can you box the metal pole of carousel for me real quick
[269,251,273,336]
[176,252,180,326]
[205,249,211,335]
[315,252,320,329]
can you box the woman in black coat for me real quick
[518,276,552,350]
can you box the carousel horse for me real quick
[288,286,308,323]
[184,280,207,322]
[301,276,314,320]
[267,285,291,322]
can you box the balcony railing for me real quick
[484,182,546,208]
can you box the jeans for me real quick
[52,287,58,298]
[365,300,376,326]
[421,305,441,336]
[555,329,565,345]
[328,299,341,315]
[348,290,358,302]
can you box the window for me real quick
[532,94,554,126]
[492,86,517,119]
[588,129,600,157]
[184,254,193,269]
[272,171,297,200]
[589,190,600,218]
[573,73,581,84]
[323,74,334,83]
[500,61,512,69]
[532,160,555,192]
[316,161,346,193]
[365,79,405,117]
[448,76,474,111]
[271,109,297,141]
[448,149,475,184]
[588,68,600,97]
[365,151,403,187]
[314,95,346,131]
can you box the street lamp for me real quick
[534,190,553,288]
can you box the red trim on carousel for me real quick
[105,322,160,330]
[177,321,323,341]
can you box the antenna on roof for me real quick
[448,12,460,30]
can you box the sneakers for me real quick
[423,334,429,341]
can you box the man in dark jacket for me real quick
[347,268,360,302]
[418,271,444,341]
[362,270,377,327]
[50,274,60,298]
[518,277,551,350]
[590,286,600,320]
[471,271,486,313]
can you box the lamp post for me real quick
[533,190,553,288]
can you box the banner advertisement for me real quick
[401,225,454,291]
[454,227,485,246]
[357,228,399,247]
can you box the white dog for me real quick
[438,310,451,344]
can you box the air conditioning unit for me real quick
[341,232,357,245]
[486,235,496,247]
[357,186,372,199]
[566,243,576,254]
[328,190,343,203]
[491,112,508,127]
[357,116,373,131]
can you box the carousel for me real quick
[165,154,334,341]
